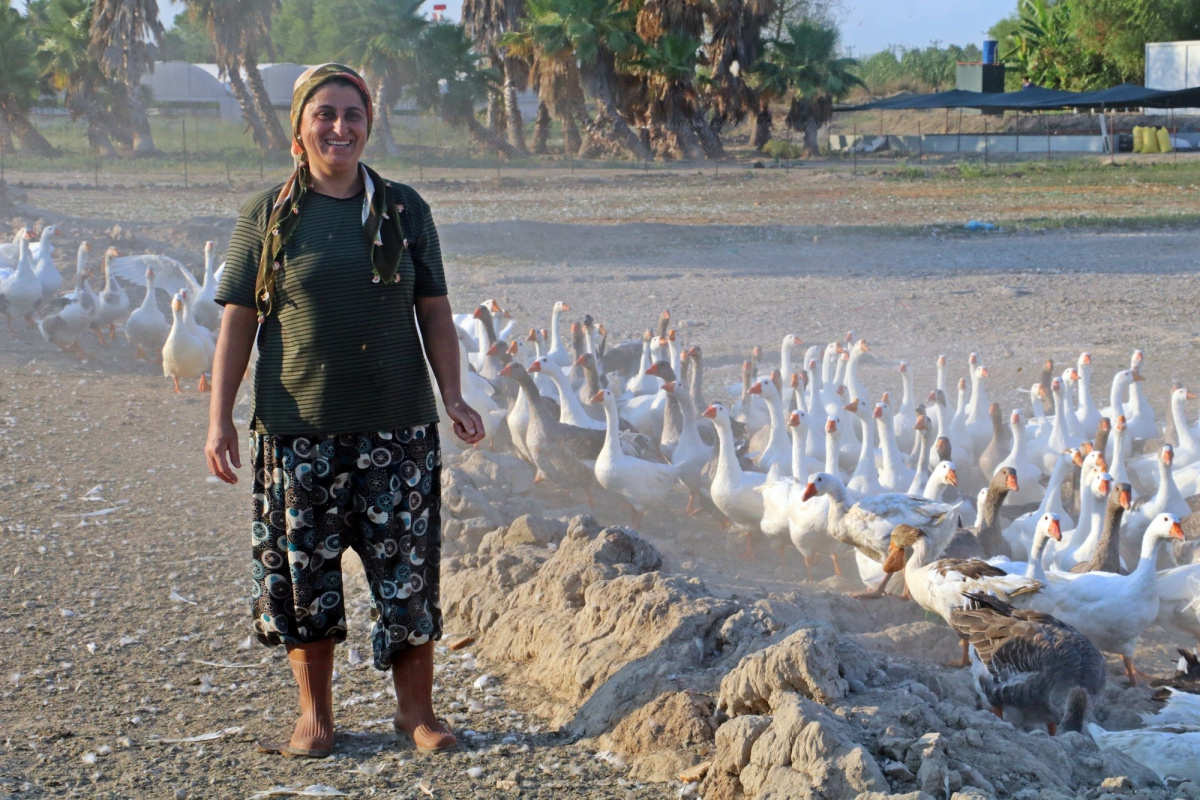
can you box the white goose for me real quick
[994,409,1042,506]
[37,242,96,359]
[749,375,790,473]
[875,398,914,492]
[1125,350,1156,441]
[800,471,961,598]
[0,231,41,333]
[788,416,854,581]
[1004,450,1077,560]
[91,247,130,343]
[123,267,170,359]
[31,225,61,306]
[179,288,214,390]
[964,361,994,454]
[1074,353,1102,436]
[703,403,767,557]
[544,300,572,368]
[530,355,604,431]
[1101,369,1143,462]
[1124,445,1190,568]
[593,388,679,528]
[1027,513,1185,686]
[457,338,504,444]
[162,293,209,393]
[893,361,918,452]
[1049,470,1112,571]
[663,380,712,516]
[845,400,885,497]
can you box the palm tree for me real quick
[0,6,59,157]
[757,20,862,156]
[515,0,649,160]
[340,0,428,158]
[235,0,288,150]
[410,22,516,157]
[703,0,777,139]
[631,33,707,159]
[34,0,126,157]
[90,0,162,156]
[463,0,530,153]
[500,7,586,155]
[184,0,284,152]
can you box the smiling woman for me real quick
[204,63,483,760]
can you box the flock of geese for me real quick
[7,224,1200,780]
[447,297,1200,783]
[0,226,223,391]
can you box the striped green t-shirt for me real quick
[215,179,447,436]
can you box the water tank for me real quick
[983,39,998,65]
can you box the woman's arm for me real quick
[205,304,260,483]
[415,295,484,445]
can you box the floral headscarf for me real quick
[254,63,406,323]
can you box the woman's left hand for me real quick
[444,396,485,445]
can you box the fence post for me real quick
[181,118,188,189]
[956,110,962,154]
[917,120,922,161]
[416,124,423,181]
[1046,115,1051,162]
[984,117,989,168]
[852,122,857,174]
[1109,111,1115,166]
[225,160,232,188]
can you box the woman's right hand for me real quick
[206,418,242,484]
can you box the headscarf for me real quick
[254,63,407,323]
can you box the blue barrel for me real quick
[982,39,998,65]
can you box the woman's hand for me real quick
[444,395,485,445]
[206,418,242,484]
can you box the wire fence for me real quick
[3,105,1200,194]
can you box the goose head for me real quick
[782,333,802,352]
[1162,444,1175,466]
[899,361,909,375]
[1112,482,1132,511]
[934,436,952,463]
[590,388,618,410]
[1145,513,1185,545]
[1010,408,1024,429]
[932,459,957,487]
[992,466,1019,494]
[103,246,120,274]
[552,301,570,315]
[969,352,980,368]
[1078,352,1092,373]
[1130,349,1144,370]
[1036,512,1063,542]
[801,471,841,502]
[788,409,807,430]
[1090,471,1113,500]
[701,402,731,426]
[204,240,216,269]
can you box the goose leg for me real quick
[172,376,182,393]
[198,373,211,392]
[850,571,893,599]
[739,529,755,560]
[803,554,815,582]
[1046,722,1057,736]
[990,706,1003,719]
[830,554,844,578]
[94,328,106,346]
[135,344,146,359]
[948,638,969,668]
[684,491,696,516]
[1122,654,1155,687]
[108,324,117,342]
[584,486,595,512]
[68,342,85,360]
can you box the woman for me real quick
[205,63,483,759]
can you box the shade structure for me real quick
[837,83,1200,112]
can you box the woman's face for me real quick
[299,83,369,177]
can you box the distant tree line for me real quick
[0,0,866,161]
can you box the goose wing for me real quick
[108,255,193,297]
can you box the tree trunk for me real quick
[694,110,724,159]
[0,104,60,157]
[503,60,528,155]
[563,112,581,156]
[532,101,550,155]
[370,78,402,159]
[69,92,120,158]
[594,94,649,160]
[486,93,505,140]
[227,64,271,152]
[457,109,518,158]
[669,115,704,161]
[0,115,14,155]
[242,54,289,150]
[803,118,820,157]
[124,83,157,156]
[752,107,772,150]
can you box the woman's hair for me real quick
[303,76,370,113]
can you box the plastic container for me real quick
[982,39,999,65]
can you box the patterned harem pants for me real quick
[249,424,442,670]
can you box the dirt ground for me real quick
[3,167,1200,799]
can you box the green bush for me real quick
[762,139,803,159]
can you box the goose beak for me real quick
[790,373,800,388]
[526,329,537,342]
[1096,454,1108,471]
[1133,371,1146,383]
[748,381,762,395]
[1164,448,1174,465]
[1170,521,1185,540]
[914,417,926,431]
[486,343,500,356]
[1011,411,1020,424]
[591,390,605,403]
[802,482,818,502]
[945,468,958,487]
[499,363,513,377]
[560,303,571,312]
[1119,489,1131,509]
[668,330,676,341]
[472,307,484,319]
[646,363,659,376]
[1048,518,1062,541]
[657,337,668,347]
[843,400,858,413]
[702,405,717,419]
[490,299,502,312]
[1117,415,1126,430]
[788,412,800,427]
[574,354,587,366]
[872,405,884,419]
[528,360,542,373]
[1081,353,1091,365]
[899,362,907,373]
[1097,479,1110,495]
[980,367,990,378]
[1006,474,1019,492]
[1188,391,1198,400]
[1068,369,1079,380]
[662,381,676,393]
[598,324,607,335]
[506,341,520,355]
[1072,451,1084,466]
[825,419,837,433]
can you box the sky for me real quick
[15,0,1017,58]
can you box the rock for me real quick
[950,789,995,800]
[455,449,535,496]
[503,514,567,548]
[1098,776,1133,794]
[907,732,948,798]
[614,692,717,782]
[853,794,936,800]
[1095,746,1161,789]
[717,621,850,714]
[882,759,914,781]
[678,761,711,783]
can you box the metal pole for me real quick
[984,117,989,168]
[93,142,98,188]
[956,109,962,153]
[181,118,188,189]
[917,120,922,161]
[416,124,423,181]
[852,122,857,174]
[1046,115,1051,162]
[226,160,232,187]
[1109,111,1115,166]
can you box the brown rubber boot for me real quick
[392,641,457,752]
[257,639,336,757]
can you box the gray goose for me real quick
[950,591,1106,735]
[1069,482,1131,574]
[942,467,1018,560]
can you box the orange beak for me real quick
[1164,447,1174,466]
[526,328,538,342]
[788,412,801,427]
[507,342,520,355]
[499,363,513,377]
[591,390,605,403]
[646,363,659,376]
[574,354,587,367]
[914,416,926,431]
[1005,474,1019,493]
[873,405,884,419]
[490,299,502,313]
[844,400,859,413]
[528,360,542,373]
[748,381,762,395]
[702,405,718,419]
[790,373,800,388]
[899,362,907,373]
[825,419,837,433]
[802,482,818,502]
[668,330,676,341]
[663,381,676,392]
[1096,453,1108,471]
[1048,518,1062,541]
[1081,353,1091,365]
[1132,371,1145,383]
[560,303,571,312]
[1118,489,1131,510]
[1189,391,1199,401]
[486,343,500,356]
[859,341,870,353]
[946,469,958,487]
[1117,415,1126,431]
[980,367,990,378]
[1097,479,1110,495]
[1171,522,1186,540]
[472,306,484,319]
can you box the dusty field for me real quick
[3,167,1200,799]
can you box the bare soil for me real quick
[2,169,1200,799]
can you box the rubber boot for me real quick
[263,639,336,757]
[392,641,457,752]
